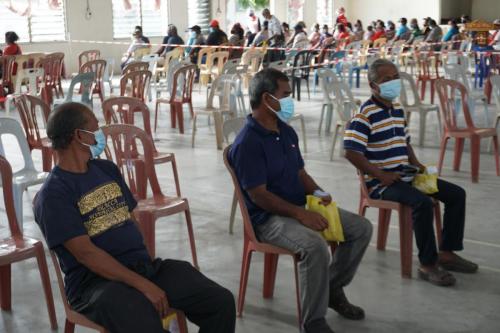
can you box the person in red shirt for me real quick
[3,31,22,56]
[336,23,351,41]
[336,7,348,26]
[371,21,386,42]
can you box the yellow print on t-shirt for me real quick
[77,182,131,237]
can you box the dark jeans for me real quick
[380,179,466,266]
[71,259,236,333]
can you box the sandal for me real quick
[439,255,478,274]
[418,267,456,287]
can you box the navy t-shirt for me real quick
[229,115,306,226]
[34,159,150,301]
[162,35,185,54]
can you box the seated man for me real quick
[229,69,372,333]
[35,102,235,333]
[344,59,478,287]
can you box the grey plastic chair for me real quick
[103,57,116,94]
[53,72,95,108]
[317,68,339,134]
[400,71,441,147]
[222,116,247,235]
[0,117,48,231]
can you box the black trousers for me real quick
[381,179,466,266]
[71,259,236,333]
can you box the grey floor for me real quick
[1,74,500,333]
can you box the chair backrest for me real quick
[13,68,44,95]
[102,124,162,200]
[399,71,422,108]
[222,58,242,74]
[79,59,107,86]
[196,47,214,68]
[435,78,475,131]
[78,50,100,70]
[345,41,362,55]
[222,117,246,144]
[47,52,65,79]
[268,60,287,71]
[222,145,258,242]
[317,68,339,103]
[443,63,471,92]
[141,54,160,73]
[292,50,314,77]
[120,70,152,101]
[0,55,16,89]
[0,117,37,176]
[0,154,22,238]
[103,57,116,83]
[171,64,196,104]
[491,75,500,111]
[132,46,151,60]
[332,80,358,122]
[243,50,264,74]
[122,61,149,76]
[66,72,95,106]
[211,74,236,110]
[207,51,229,74]
[13,94,51,148]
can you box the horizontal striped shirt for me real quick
[344,97,410,197]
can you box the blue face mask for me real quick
[376,79,401,101]
[209,27,215,33]
[190,31,197,38]
[267,94,295,122]
[79,128,106,159]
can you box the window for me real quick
[188,0,210,33]
[316,0,333,26]
[287,0,304,25]
[112,0,168,39]
[0,1,66,43]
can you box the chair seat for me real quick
[194,107,232,116]
[447,127,498,138]
[0,236,41,264]
[136,195,188,219]
[13,170,48,187]
[405,104,439,113]
[152,151,175,164]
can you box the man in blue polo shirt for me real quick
[344,59,478,287]
[229,68,372,333]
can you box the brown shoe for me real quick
[438,255,478,274]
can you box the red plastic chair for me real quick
[80,59,106,104]
[37,56,61,105]
[102,124,198,268]
[120,70,151,102]
[223,145,335,326]
[435,78,500,183]
[0,55,16,94]
[102,96,181,196]
[358,174,442,278]
[0,156,57,329]
[78,50,100,71]
[415,50,441,104]
[155,64,196,134]
[49,52,65,98]
[122,61,149,75]
[13,94,54,172]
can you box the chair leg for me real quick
[138,214,156,259]
[263,253,279,299]
[169,155,182,197]
[430,80,436,104]
[470,136,480,183]
[169,103,177,129]
[318,105,326,135]
[453,138,465,172]
[229,191,238,235]
[12,185,24,232]
[191,114,198,148]
[420,80,427,101]
[330,124,341,161]
[0,264,11,310]
[176,104,185,134]
[154,101,160,132]
[305,78,310,100]
[176,311,189,333]
[64,319,76,333]
[438,136,449,176]
[297,79,301,101]
[493,135,500,176]
[35,244,58,329]
[325,104,333,134]
[184,208,199,270]
[237,241,252,317]
[377,209,392,251]
[419,110,427,147]
[398,206,413,278]
[293,256,302,327]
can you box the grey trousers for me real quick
[255,208,372,331]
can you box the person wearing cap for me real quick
[488,19,500,47]
[206,19,228,46]
[395,18,411,41]
[156,24,184,56]
[247,9,261,45]
[185,25,206,64]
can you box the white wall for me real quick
[471,0,500,21]
[21,0,187,74]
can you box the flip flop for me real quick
[418,267,456,287]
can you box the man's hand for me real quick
[138,280,170,318]
[295,209,328,231]
[318,194,332,206]
[378,171,401,186]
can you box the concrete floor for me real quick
[1,75,499,333]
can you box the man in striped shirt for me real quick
[344,59,478,286]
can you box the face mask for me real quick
[209,27,215,33]
[411,24,418,29]
[266,94,295,122]
[376,79,401,101]
[79,128,106,159]
[190,31,196,38]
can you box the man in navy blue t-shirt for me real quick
[229,69,372,333]
[35,102,235,333]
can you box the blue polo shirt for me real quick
[229,115,306,226]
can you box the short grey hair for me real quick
[368,59,397,83]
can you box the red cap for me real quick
[210,19,219,28]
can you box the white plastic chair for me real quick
[142,54,160,101]
[0,117,48,231]
[5,68,44,115]
[330,80,359,160]
[317,68,339,134]
[400,71,441,146]
[103,57,115,94]
[223,116,247,235]
[444,63,489,126]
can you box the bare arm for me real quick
[247,185,328,231]
[407,143,425,171]
[299,169,322,195]
[64,235,169,317]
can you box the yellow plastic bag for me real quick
[412,166,439,194]
[306,195,345,242]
